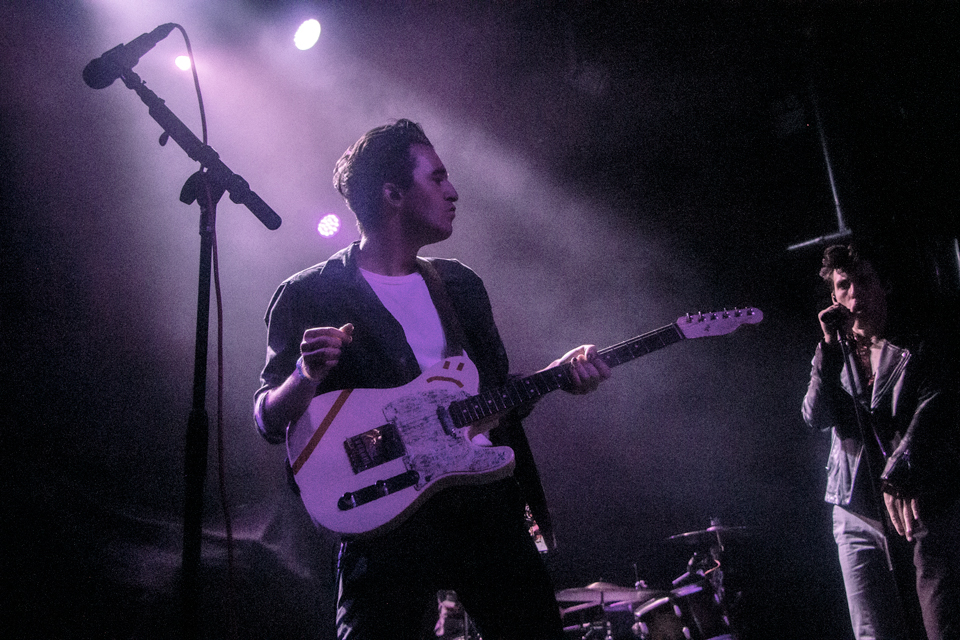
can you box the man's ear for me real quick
[383,183,403,206]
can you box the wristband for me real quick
[295,355,319,384]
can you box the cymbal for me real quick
[555,582,664,603]
[667,525,750,542]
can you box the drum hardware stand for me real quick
[559,595,614,639]
[577,591,614,640]
[665,519,747,639]
[581,613,614,640]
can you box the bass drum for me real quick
[631,581,734,640]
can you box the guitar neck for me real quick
[447,323,684,428]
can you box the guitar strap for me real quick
[416,258,469,359]
[418,256,557,550]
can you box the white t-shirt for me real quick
[360,268,447,373]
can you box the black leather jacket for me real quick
[802,331,959,511]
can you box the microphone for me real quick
[83,23,177,89]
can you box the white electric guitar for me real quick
[287,308,763,538]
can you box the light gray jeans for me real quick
[833,505,909,640]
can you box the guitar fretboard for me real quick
[447,324,684,428]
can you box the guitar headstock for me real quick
[675,308,763,339]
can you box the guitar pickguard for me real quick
[289,356,515,538]
[383,388,513,490]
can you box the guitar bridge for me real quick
[344,423,405,474]
[337,470,421,512]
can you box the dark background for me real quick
[2,1,957,638]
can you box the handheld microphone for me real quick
[83,23,177,89]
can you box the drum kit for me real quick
[556,522,748,640]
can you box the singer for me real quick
[801,242,960,640]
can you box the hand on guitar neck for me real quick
[542,344,612,395]
[462,342,611,440]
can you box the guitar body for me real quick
[287,356,516,539]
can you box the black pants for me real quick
[915,495,960,640]
[335,478,563,640]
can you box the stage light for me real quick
[317,213,340,237]
[294,19,321,50]
[175,55,191,71]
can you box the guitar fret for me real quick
[502,385,518,409]
[520,377,540,399]
[536,371,562,396]
[477,395,492,416]
[529,374,549,396]
[508,381,530,406]
[514,380,535,403]
[484,389,506,414]
[479,393,494,415]
[466,397,484,421]
[557,367,574,391]
[452,401,473,426]
[632,339,653,355]
[487,390,511,413]
[477,394,490,417]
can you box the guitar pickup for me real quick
[344,424,406,474]
[338,470,420,511]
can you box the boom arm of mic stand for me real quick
[119,68,282,230]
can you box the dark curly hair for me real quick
[820,244,862,281]
[332,119,432,235]
[819,242,888,285]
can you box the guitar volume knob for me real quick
[338,492,357,511]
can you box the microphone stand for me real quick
[114,67,281,640]
[833,326,900,574]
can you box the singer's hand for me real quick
[884,493,922,541]
[818,303,851,344]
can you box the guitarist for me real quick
[254,119,610,640]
